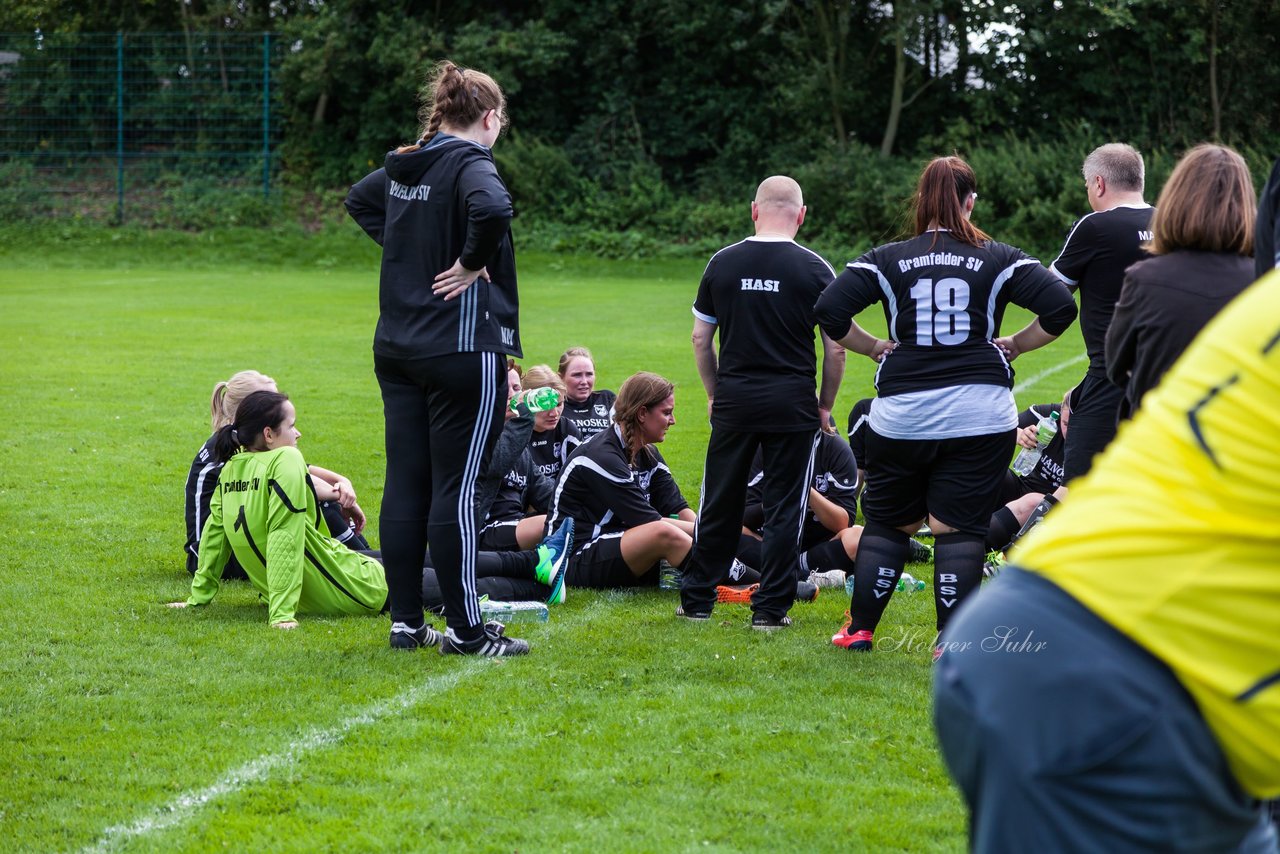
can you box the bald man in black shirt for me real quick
[679,176,844,629]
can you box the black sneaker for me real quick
[389,621,443,650]
[908,537,934,564]
[675,604,712,621]
[794,580,819,603]
[439,624,530,656]
[751,613,793,631]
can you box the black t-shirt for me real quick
[693,237,835,431]
[561,389,616,440]
[846,397,873,471]
[486,447,554,524]
[548,426,689,553]
[1048,204,1154,378]
[528,418,582,482]
[817,232,1077,397]
[744,430,860,546]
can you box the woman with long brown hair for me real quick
[815,154,1078,651]
[345,61,532,656]
[545,372,698,588]
[1106,143,1257,421]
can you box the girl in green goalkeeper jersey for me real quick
[172,390,388,628]
[171,390,570,630]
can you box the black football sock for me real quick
[848,521,910,634]
[474,549,538,580]
[985,506,1020,552]
[933,532,985,634]
[736,534,762,569]
[803,538,857,574]
[1007,494,1059,548]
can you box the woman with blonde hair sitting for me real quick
[183,370,367,578]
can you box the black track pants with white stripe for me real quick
[683,427,818,619]
[376,351,507,637]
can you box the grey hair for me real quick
[1082,143,1145,192]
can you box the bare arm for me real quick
[994,319,1059,362]
[692,318,718,419]
[836,321,896,363]
[808,487,853,534]
[307,464,354,507]
[818,330,845,432]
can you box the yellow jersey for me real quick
[1014,270,1280,798]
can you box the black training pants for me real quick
[682,426,818,619]
[375,351,506,635]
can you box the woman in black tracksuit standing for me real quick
[345,61,528,656]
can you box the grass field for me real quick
[0,229,1085,852]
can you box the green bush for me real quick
[0,158,56,221]
[6,135,1275,260]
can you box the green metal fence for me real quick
[0,31,279,223]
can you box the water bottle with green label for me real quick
[896,572,925,592]
[511,387,561,415]
[1011,411,1060,476]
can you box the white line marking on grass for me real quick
[85,605,596,852]
[1012,354,1087,396]
[83,665,478,853]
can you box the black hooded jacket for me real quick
[345,134,521,359]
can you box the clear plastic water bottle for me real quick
[1011,411,1060,476]
[479,597,549,623]
[511,387,561,414]
[658,559,681,590]
[844,575,856,597]
[896,572,925,592]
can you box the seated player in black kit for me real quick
[522,365,582,483]
[741,428,865,589]
[478,361,555,552]
[549,371,810,599]
[558,346,617,440]
[547,372,696,588]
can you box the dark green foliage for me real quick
[3,0,1279,247]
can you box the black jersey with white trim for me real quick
[846,397,873,471]
[183,435,245,576]
[486,447,554,524]
[562,389,616,439]
[344,134,521,360]
[548,426,689,553]
[1048,204,1153,378]
[528,418,582,482]
[693,236,836,431]
[817,232,1077,397]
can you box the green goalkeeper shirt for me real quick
[188,446,387,624]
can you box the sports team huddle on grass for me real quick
[170,58,1280,849]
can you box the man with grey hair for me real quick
[1048,143,1154,484]
[679,175,844,629]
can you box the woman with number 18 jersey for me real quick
[816,155,1077,651]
